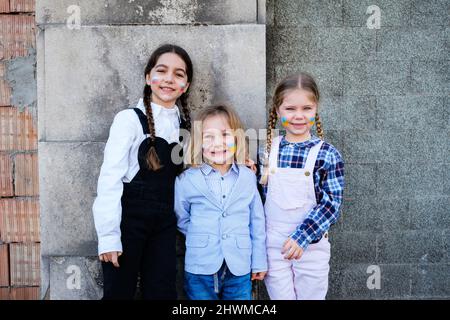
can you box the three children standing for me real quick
[93,43,344,300]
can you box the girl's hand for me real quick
[245,158,257,174]
[99,251,122,268]
[282,238,304,260]
[251,271,267,281]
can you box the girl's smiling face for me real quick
[202,114,236,166]
[277,88,318,142]
[146,52,190,107]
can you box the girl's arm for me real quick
[289,147,345,250]
[174,175,190,235]
[249,174,268,273]
[92,110,136,256]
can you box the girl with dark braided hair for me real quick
[93,44,193,299]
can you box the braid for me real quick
[143,84,163,170]
[266,106,278,158]
[178,93,191,131]
[260,106,278,185]
[315,112,324,140]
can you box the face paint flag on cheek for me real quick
[179,82,186,92]
[309,117,316,126]
[150,76,160,85]
[227,142,237,153]
[281,116,289,127]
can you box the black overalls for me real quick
[102,108,186,300]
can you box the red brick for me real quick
[0,0,10,13]
[0,88,11,108]
[9,243,40,286]
[10,286,39,300]
[0,154,14,197]
[0,198,40,242]
[0,15,36,59]
[0,287,10,300]
[14,153,39,196]
[0,244,9,286]
[10,0,35,13]
[0,107,38,151]
[0,63,12,106]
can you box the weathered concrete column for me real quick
[37,0,266,299]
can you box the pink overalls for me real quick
[264,136,330,300]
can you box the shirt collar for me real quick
[136,98,180,119]
[279,134,321,149]
[200,162,239,176]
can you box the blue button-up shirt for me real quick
[200,163,239,206]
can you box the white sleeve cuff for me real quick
[98,235,122,256]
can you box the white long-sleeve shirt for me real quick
[93,98,181,255]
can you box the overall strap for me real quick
[132,108,150,135]
[179,116,188,130]
[268,135,282,170]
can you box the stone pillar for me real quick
[37,0,266,299]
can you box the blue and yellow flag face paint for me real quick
[227,142,237,153]
[281,116,315,127]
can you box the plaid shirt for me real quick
[258,135,345,250]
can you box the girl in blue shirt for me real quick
[175,105,267,300]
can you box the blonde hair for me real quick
[184,104,247,167]
[260,73,323,185]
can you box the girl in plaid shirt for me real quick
[259,73,345,300]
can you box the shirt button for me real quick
[221,177,224,180]
[222,212,227,217]
[222,234,227,240]
[222,195,226,199]
[305,171,310,176]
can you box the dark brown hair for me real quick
[142,44,193,170]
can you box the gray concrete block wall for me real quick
[267,0,449,299]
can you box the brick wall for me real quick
[267,0,449,299]
[0,0,39,300]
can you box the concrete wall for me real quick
[37,0,266,299]
[267,0,449,299]
[37,0,449,300]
